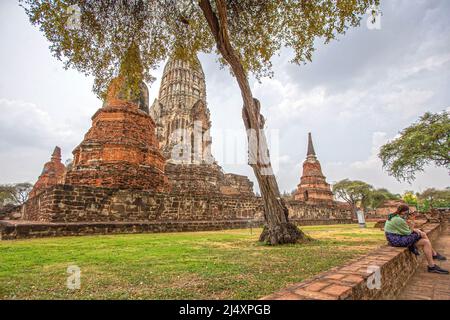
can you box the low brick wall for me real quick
[0,220,260,240]
[291,218,354,226]
[0,218,355,240]
[261,222,443,300]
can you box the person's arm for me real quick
[393,217,412,236]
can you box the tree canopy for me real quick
[379,111,450,183]
[402,191,418,208]
[332,180,402,211]
[367,188,400,210]
[21,0,379,98]
[332,179,374,211]
[417,188,450,210]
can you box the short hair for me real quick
[395,204,410,214]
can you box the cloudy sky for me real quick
[0,0,449,195]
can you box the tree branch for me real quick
[198,0,254,112]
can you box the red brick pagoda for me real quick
[64,76,169,191]
[294,133,334,203]
[29,146,66,198]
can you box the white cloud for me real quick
[351,132,387,170]
[0,98,80,183]
[0,98,75,148]
[325,131,450,194]
[379,89,435,117]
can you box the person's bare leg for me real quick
[417,233,437,256]
[416,238,434,267]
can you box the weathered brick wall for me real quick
[0,205,21,220]
[165,163,255,197]
[222,174,254,196]
[18,188,58,221]
[14,185,353,225]
[288,200,353,223]
[165,163,225,194]
[19,185,263,223]
[64,102,169,192]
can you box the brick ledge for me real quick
[0,218,354,240]
[261,223,443,300]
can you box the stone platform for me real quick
[0,219,259,240]
[0,218,354,240]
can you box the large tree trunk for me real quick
[199,0,309,244]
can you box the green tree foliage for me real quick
[402,191,418,208]
[21,0,379,98]
[379,111,450,183]
[417,188,450,210]
[332,179,374,212]
[0,186,15,207]
[367,188,400,210]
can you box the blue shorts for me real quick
[385,231,421,247]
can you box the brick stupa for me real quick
[64,75,169,191]
[294,133,334,203]
[29,146,66,198]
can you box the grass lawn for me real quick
[0,223,385,300]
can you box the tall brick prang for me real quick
[150,54,213,164]
[294,133,334,203]
[29,146,66,198]
[150,53,254,195]
[65,76,169,191]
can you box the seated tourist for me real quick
[384,204,448,274]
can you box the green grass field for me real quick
[0,223,385,300]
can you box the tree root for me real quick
[258,222,312,245]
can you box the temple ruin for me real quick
[150,56,254,196]
[65,76,169,192]
[28,146,66,198]
[294,133,334,204]
[150,54,254,195]
[0,56,354,240]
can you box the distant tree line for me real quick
[332,179,399,214]
[281,178,449,214]
[331,180,449,213]
[0,183,33,210]
[402,188,450,212]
